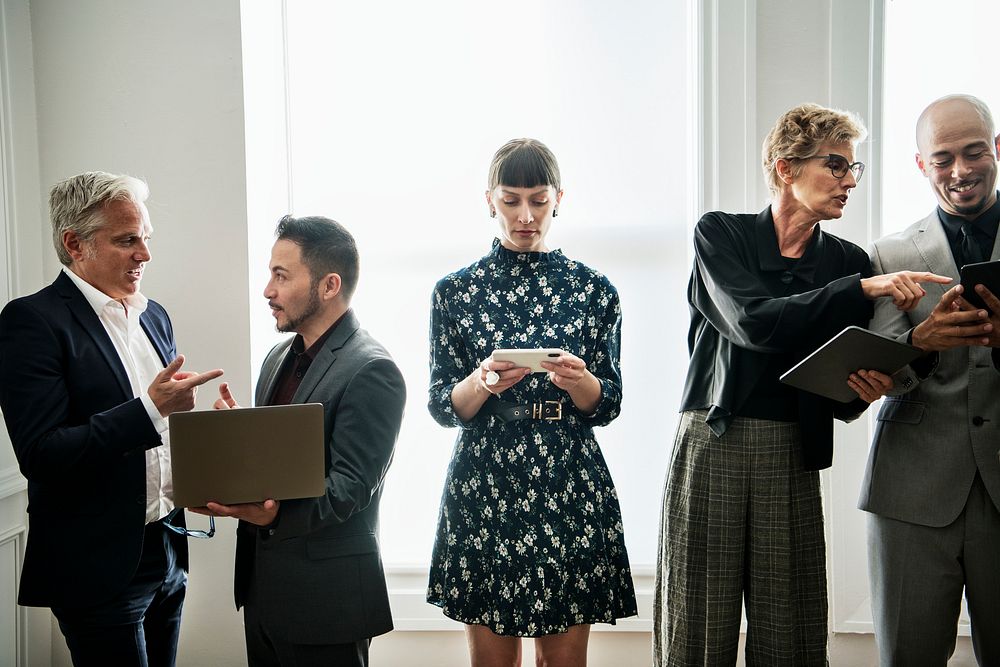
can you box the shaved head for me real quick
[914,94,999,218]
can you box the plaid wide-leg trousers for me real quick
[653,411,829,667]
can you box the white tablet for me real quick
[491,348,566,373]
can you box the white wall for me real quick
[1,0,50,663]
[0,1,903,665]
[21,0,252,664]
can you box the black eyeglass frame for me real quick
[162,507,215,539]
[797,153,865,182]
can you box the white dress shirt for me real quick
[63,267,174,523]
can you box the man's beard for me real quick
[276,288,322,334]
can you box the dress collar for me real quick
[487,237,565,267]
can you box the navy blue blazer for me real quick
[0,271,188,608]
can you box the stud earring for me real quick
[490,209,496,218]
[552,208,559,218]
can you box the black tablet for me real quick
[960,259,1000,311]
[779,326,923,403]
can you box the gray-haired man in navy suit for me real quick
[0,171,223,666]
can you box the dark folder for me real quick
[779,326,923,403]
[169,403,326,507]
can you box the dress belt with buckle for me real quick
[486,398,564,423]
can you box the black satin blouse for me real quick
[679,207,875,470]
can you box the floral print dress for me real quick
[426,239,637,637]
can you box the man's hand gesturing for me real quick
[147,354,224,417]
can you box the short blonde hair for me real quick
[761,103,868,194]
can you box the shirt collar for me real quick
[289,311,347,360]
[755,206,825,283]
[62,266,148,317]
[936,191,1000,242]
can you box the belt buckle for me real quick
[532,400,562,420]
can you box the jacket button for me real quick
[136,495,145,506]
[972,416,985,426]
[268,529,275,536]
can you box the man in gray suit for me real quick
[194,215,406,667]
[862,94,1000,666]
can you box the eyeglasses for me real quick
[162,507,215,539]
[800,154,865,182]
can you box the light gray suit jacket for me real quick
[233,309,406,645]
[859,210,1000,526]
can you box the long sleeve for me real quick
[271,357,406,538]
[427,280,473,428]
[691,214,872,354]
[580,279,622,426]
[0,297,161,482]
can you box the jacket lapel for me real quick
[256,338,294,406]
[139,313,171,367]
[55,272,132,399]
[292,309,360,403]
[912,211,959,297]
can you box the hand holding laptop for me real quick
[186,382,280,525]
[189,498,279,526]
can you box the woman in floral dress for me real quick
[426,138,637,665]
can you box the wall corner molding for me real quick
[0,465,25,501]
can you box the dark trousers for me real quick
[244,585,370,667]
[52,521,187,667]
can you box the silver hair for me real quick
[49,171,149,266]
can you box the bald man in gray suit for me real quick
[861,94,1000,666]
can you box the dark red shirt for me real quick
[266,315,344,406]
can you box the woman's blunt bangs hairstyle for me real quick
[488,138,561,192]
[761,103,868,194]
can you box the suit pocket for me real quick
[876,398,924,425]
[305,532,378,560]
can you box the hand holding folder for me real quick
[779,326,922,402]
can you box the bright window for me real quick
[259,0,694,567]
[882,0,1000,235]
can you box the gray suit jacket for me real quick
[859,211,1000,526]
[234,309,406,644]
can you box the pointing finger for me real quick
[914,272,954,285]
[177,368,224,389]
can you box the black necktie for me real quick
[959,222,985,266]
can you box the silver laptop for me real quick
[169,403,325,508]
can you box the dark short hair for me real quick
[275,215,359,301]
[488,138,561,191]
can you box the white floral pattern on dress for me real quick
[426,239,637,637]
